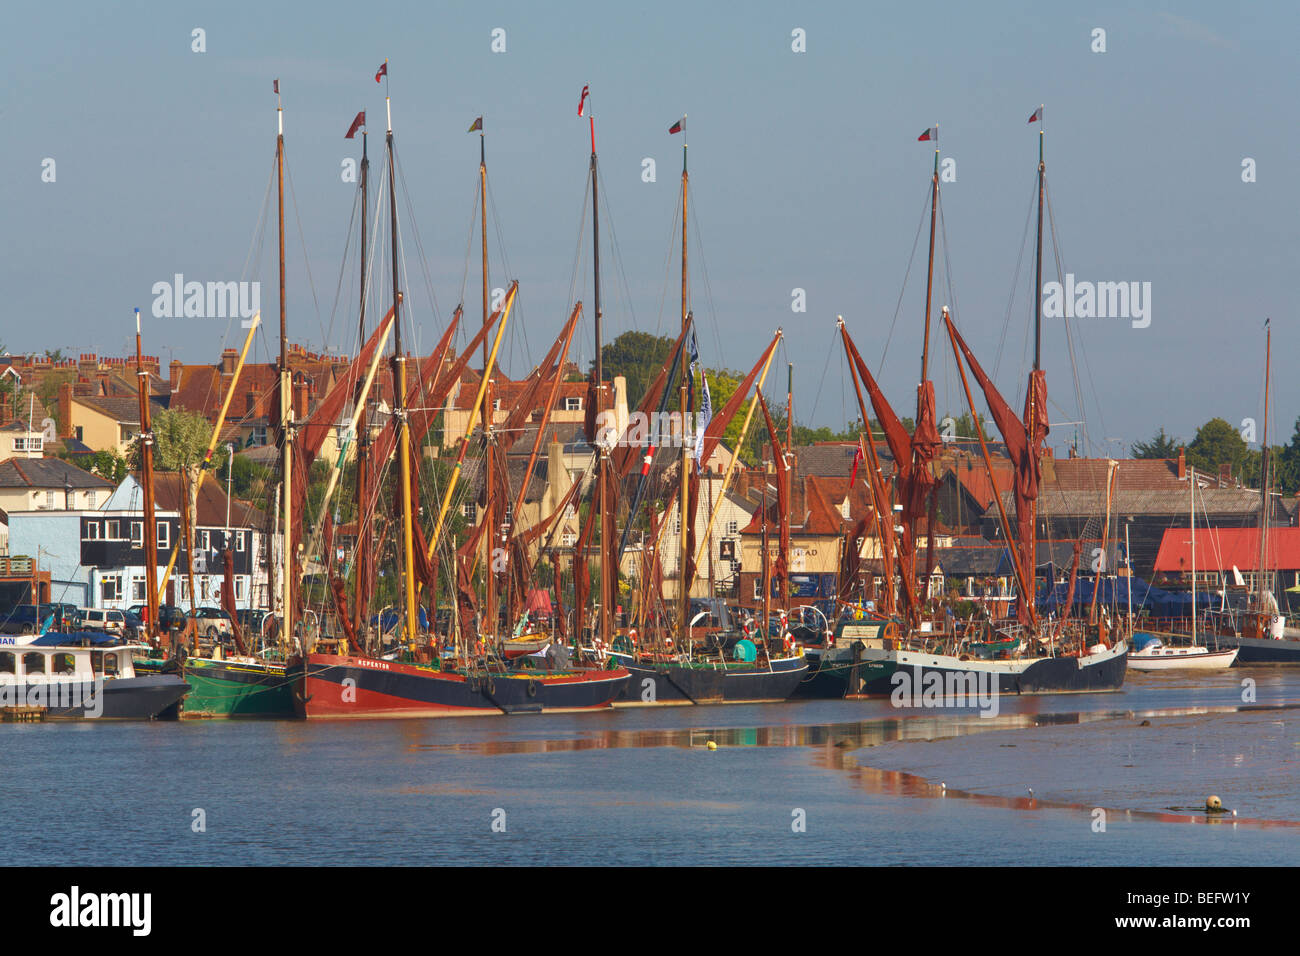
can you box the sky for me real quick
[2,0,1297,457]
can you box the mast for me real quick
[919,137,938,388]
[383,76,419,648]
[589,108,614,647]
[1256,324,1272,624]
[276,82,294,648]
[678,139,690,645]
[353,129,371,641]
[134,308,160,645]
[1033,108,1045,372]
[481,123,497,643]
[1191,465,1197,646]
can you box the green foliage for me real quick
[594,331,675,407]
[1131,427,1181,460]
[34,369,75,433]
[1186,417,1248,479]
[135,407,228,473]
[84,449,129,484]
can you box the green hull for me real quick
[178,658,297,719]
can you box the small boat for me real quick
[1,633,188,720]
[1128,634,1238,671]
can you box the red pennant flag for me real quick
[668,116,685,135]
[849,446,864,486]
[345,111,366,139]
[273,79,279,95]
[578,84,589,116]
[467,116,483,133]
[917,126,937,142]
[1028,106,1042,124]
[375,61,387,83]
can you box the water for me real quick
[5,669,1300,865]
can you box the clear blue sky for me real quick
[2,1,1296,455]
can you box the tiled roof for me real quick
[0,457,114,490]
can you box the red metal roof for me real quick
[1153,525,1300,573]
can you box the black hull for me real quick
[3,675,188,720]
[1217,635,1300,665]
[857,646,1128,696]
[792,649,896,699]
[289,654,628,717]
[611,653,808,706]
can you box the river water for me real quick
[5,669,1299,866]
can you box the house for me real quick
[987,451,1285,579]
[0,420,48,461]
[1152,525,1300,600]
[6,471,273,612]
[59,389,165,455]
[653,473,760,600]
[0,457,114,514]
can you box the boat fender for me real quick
[484,677,496,696]
[526,680,538,698]
[628,628,638,649]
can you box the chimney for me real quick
[58,382,73,439]
[1176,446,1186,479]
[246,391,258,417]
[221,348,238,376]
[170,359,184,391]
[294,375,309,420]
[613,375,629,439]
[1218,463,1232,488]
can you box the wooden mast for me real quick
[480,124,497,645]
[134,308,161,646]
[1026,110,1047,626]
[383,68,419,647]
[589,107,614,648]
[276,81,294,649]
[677,137,690,648]
[1255,323,1272,636]
[353,127,371,641]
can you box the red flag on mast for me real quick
[345,111,365,139]
[375,61,387,83]
[1028,106,1042,123]
[273,79,279,95]
[668,116,685,134]
[917,126,937,142]
[578,84,589,116]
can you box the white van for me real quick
[82,608,126,635]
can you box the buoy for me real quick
[1140,719,1151,727]
[1206,795,1225,813]
[706,740,717,751]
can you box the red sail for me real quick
[945,314,1047,625]
[757,391,790,594]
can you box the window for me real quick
[250,426,268,446]
[199,530,210,551]
[561,532,577,547]
[75,426,84,442]
[131,522,143,546]
[84,522,101,541]
[563,396,582,412]
[0,652,13,674]
[13,436,42,453]
[235,577,247,600]
[236,531,246,552]
[101,576,121,602]
[726,520,738,536]
[199,578,210,601]
[753,579,763,600]
[86,490,96,508]
[45,490,55,509]
[132,577,145,602]
[462,502,477,522]
[157,521,169,549]
[106,520,121,539]
[23,652,46,675]
[52,653,76,675]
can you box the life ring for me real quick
[628,628,638,648]
[474,640,485,657]
[783,632,794,654]
[742,618,756,639]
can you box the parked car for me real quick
[0,604,55,635]
[194,606,234,639]
[81,608,127,636]
[157,604,187,631]
[235,608,271,636]
[121,609,144,642]
[47,603,83,630]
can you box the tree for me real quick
[1185,417,1248,479]
[34,369,75,434]
[593,331,675,408]
[133,407,228,473]
[1274,416,1300,496]
[1131,427,1181,460]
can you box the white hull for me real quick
[1128,646,1239,671]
